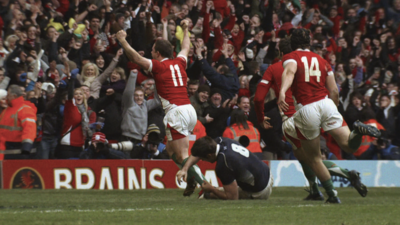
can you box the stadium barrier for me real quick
[1,160,399,189]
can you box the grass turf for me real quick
[0,187,399,225]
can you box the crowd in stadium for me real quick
[0,0,400,161]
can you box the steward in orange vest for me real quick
[188,120,207,155]
[223,109,262,153]
[0,86,37,160]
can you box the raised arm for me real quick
[178,19,190,57]
[116,30,151,71]
[122,70,138,109]
[278,62,297,112]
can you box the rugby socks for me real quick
[348,131,363,150]
[323,161,350,179]
[172,154,206,185]
[182,157,206,185]
[321,179,337,198]
[299,161,320,194]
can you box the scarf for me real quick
[82,76,96,87]
[76,103,92,140]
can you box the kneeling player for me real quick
[177,136,273,200]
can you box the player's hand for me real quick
[180,19,189,30]
[261,116,273,129]
[176,170,188,184]
[278,92,289,112]
[201,180,214,192]
[116,30,127,41]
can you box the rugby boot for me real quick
[325,196,341,203]
[303,191,325,201]
[349,170,368,197]
[353,121,381,138]
[183,178,197,197]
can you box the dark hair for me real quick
[188,79,199,86]
[237,96,249,105]
[379,94,390,101]
[191,136,217,158]
[350,91,363,103]
[217,65,229,75]
[230,109,249,129]
[290,29,311,50]
[361,107,376,122]
[279,37,292,55]
[154,39,173,59]
[90,13,101,21]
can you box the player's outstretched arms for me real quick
[202,180,239,200]
[178,19,190,57]
[326,74,339,106]
[116,30,151,71]
[278,62,296,112]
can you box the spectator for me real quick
[203,88,232,138]
[187,79,199,97]
[56,79,96,159]
[190,84,210,125]
[89,48,124,99]
[377,94,396,139]
[196,43,239,101]
[121,70,161,145]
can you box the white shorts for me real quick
[239,174,274,200]
[164,104,197,141]
[286,98,343,141]
[282,117,301,150]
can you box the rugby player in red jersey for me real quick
[254,37,368,202]
[116,20,206,196]
[277,29,380,203]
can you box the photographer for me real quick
[368,131,400,160]
[130,124,169,160]
[79,132,127,159]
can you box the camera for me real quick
[110,141,134,151]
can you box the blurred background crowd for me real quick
[0,0,399,160]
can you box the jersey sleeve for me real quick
[148,59,164,74]
[254,66,274,124]
[174,55,187,70]
[324,59,334,76]
[282,52,297,68]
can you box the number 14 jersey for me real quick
[148,55,191,112]
[282,49,333,106]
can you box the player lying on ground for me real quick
[277,29,380,203]
[254,36,367,201]
[116,20,206,196]
[177,136,273,200]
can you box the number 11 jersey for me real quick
[282,49,332,106]
[148,55,191,112]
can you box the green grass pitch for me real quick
[1,187,399,225]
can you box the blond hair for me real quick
[74,88,88,110]
[82,63,99,78]
[112,67,126,80]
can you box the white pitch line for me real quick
[0,208,175,214]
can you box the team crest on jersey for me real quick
[10,167,45,189]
